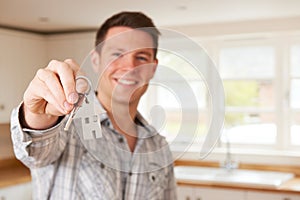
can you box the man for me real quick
[11,11,177,199]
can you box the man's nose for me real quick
[121,54,136,70]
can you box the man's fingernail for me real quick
[64,101,73,111]
[68,92,78,103]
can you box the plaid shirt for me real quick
[10,104,177,200]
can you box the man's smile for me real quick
[117,78,138,86]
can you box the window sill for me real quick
[172,146,300,175]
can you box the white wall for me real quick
[166,16,300,37]
[0,29,47,122]
[0,29,96,123]
[1,16,300,123]
[46,32,95,65]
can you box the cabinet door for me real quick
[0,183,32,200]
[195,187,246,200]
[177,186,195,200]
[177,186,246,200]
[247,191,300,200]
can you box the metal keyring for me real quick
[75,75,92,96]
[64,75,92,131]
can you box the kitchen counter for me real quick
[279,178,300,193]
[177,176,300,194]
[175,160,300,195]
[0,158,31,188]
[0,123,31,188]
[1,158,300,195]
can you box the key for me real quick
[64,93,86,131]
[64,76,91,131]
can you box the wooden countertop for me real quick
[0,158,31,188]
[177,178,300,194]
[0,158,299,195]
[279,178,300,193]
[0,123,31,188]
[175,160,300,194]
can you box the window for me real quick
[139,49,210,146]
[215,38,300,152]
[139,33,300,159]
[219,45,277,147]
[290,45,300,146]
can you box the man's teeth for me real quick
[118,79,137,85]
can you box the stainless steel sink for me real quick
[174,166,295,188]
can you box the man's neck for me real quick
[108,103,137,136]
[99,96,139,152]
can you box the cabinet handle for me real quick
[283,198,291,200]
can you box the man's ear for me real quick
[91,50,100,73]
[150,59,158,78]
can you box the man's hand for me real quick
[22,59,80,129]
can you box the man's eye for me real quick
[112,52,122,57]
[136,56,149,62]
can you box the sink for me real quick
[174,166,295,189]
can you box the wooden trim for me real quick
[0,158,299,192]
[174,159,300,176]
[175,159,300,194]
[0,25,97,35]
[0,158,23,169]
[177,180,300,194]
[0,158,31,188]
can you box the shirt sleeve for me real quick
[10,103,69,168]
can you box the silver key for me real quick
[64,76,91,131]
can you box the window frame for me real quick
[287,39,300,150]
[192,34,300,163]
[143,32,300,165]
[215,38,281,151]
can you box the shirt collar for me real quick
[94,97,157,139]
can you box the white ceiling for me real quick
[1,0,300,33]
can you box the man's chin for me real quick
[111,93,141,106]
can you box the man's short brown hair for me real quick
[95,11,160,58]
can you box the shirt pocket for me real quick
[78,152,119,200]
[144,163,169,200]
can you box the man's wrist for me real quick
[19,103,62,130]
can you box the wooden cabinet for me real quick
[247,191,300,200]
[177,186,194,200]
[177,185,300,200]
[0,183,32,200]
[177,186,245,200]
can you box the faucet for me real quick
[221,132,238,171]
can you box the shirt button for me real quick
[128,172,132,176]
[118,137,124,143]
[100,163,105,169]
[149,172,156,183]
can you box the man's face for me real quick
[94,26,158,106]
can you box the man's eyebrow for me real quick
[108,47,125,52]
[136,50,153,57]
[107,46,154,57]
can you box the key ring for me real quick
[75,75,92,98]
[64,75,92,131]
